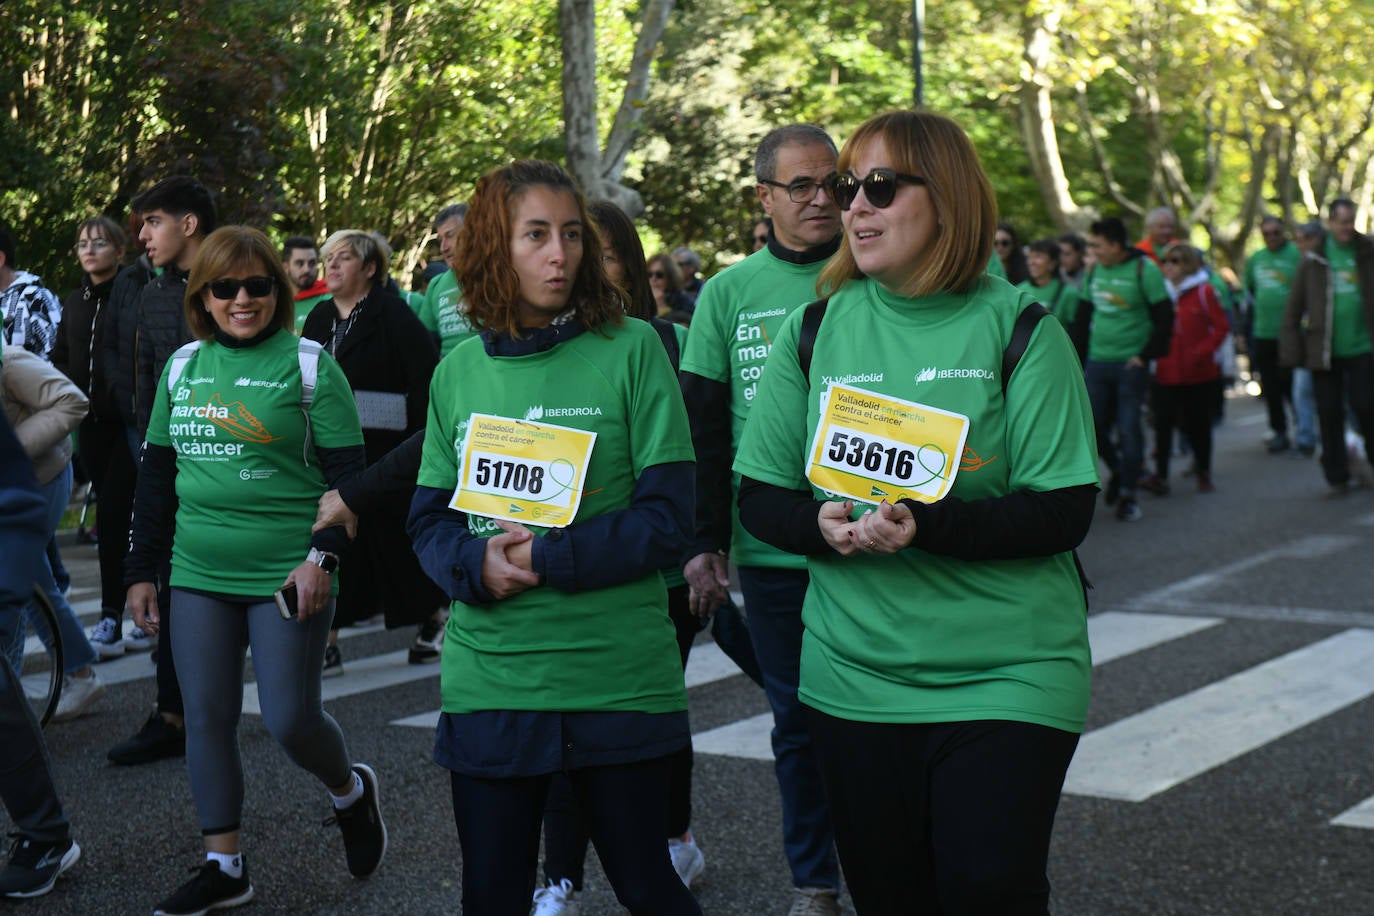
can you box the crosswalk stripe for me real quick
[389,641,751,730]
[243,649,439,716]
[1063,628,1374,802]
[1331,796,1374,829]
[690,611,1225,762]
[1088,611,1221,665]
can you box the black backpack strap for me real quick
[649,317,681,372]
[1001,302,1050,396]
[796,297,830,382]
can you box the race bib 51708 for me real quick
[805,384,970,505]
[450,413,596,527]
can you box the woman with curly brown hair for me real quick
[407,161,702,916]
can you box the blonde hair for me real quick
[818,110,996,299]
[1160,242,1201,274]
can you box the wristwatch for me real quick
[306,547,340,574]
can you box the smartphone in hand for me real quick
[274,583,299,621]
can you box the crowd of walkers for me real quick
[0,104,1372,916]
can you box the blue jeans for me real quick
[737,565,840,891]
[5,464,97,676]
[1084,360,1148,497]
[1293,368,1318,450]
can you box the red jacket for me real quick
[1154,273,1229,386]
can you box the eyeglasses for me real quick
[674,261,692,271]
[825,169,928,211]
[648,271,667,280]
[994,238,1014,248]
[74,240,112,253]
[759,174,837,204]
[208,276,276,299]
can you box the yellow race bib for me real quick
[805,384,970,505]
[450,413,597,527]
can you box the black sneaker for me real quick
[107,711,186,766]
[154,860,253,916]
[407,618,444,665]
[0,835,80,898]
[325,764,387,878]
[322,644,344,678]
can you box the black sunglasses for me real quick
[648,270,667,279]
[825,169,928,211]
[208,276,276,299]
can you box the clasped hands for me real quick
[818,499,916,557]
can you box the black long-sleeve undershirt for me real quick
[737,476,1097,562]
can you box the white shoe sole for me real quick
[2,840,80,899]
[153,883,254,915]
[124,636,156,653]
[52,680,106,723]
[91,641,125,660]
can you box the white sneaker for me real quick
[124,625,156,653]
[52,671,105,722]
[789,886,841,916]
[88,617,125,660]
[668,834,705,888]
[531,878,579,916]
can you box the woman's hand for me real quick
[850,500,917,555]
[127,582,159,634]
[480,521,542,600]
[283,561,333,622]
[818,499,861,556]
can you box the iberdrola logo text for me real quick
[524,404,602,421]
[914,366,997,384]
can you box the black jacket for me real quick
[133,266,193,437]
[101,256,156,429]
[52,275,116,419]
[301,284,443,628]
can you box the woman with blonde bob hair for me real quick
[408,160,701,915]
[734,110,1099,915]
[128,225,387,915]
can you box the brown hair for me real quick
[647,253,685,292]
[74,216,128,254]
[589,200,651,320]
[185,226,295,339]
[454,160,623,336]
[818,110,996,299]
[1160,241,1201,274]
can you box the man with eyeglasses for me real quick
[1070,216,1174,523]
[679,124,843,916]
[0,225,62,361]
[1245,216,1303,453]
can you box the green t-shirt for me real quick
[733,276,1098,732]
[418,269,477,358]
[1245,242,1300,340]
[1326,238,1371,358]
[662,320,690,590]
[1081,255,1169,362]
[292,294,331,335]
[145,330,364,596]
[985,251,1006,280]
[1016,277,1076,328]
[416,318,696,714]
[679,248,826,569]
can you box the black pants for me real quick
[1251,338,1291,437]
[543,584,698,888]
[1151,380,1218,477]
[1312,353,1374,485]
[78,414,137,613]
[450,755,702,916]
[805,708,1079,916]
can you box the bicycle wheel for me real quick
[27,584,63,728]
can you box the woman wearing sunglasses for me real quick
[126,227,386,916]
[1138,242,1229,496]
[734,110,1098,915]
[646,252,695,323]
[407,160,701,915]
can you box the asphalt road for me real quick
[10,389,1374,915]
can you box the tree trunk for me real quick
[1017,5,1087,230]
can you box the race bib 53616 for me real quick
[805,384,970,505]
[450,413,596,527]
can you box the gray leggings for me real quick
[171,588,353,836]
